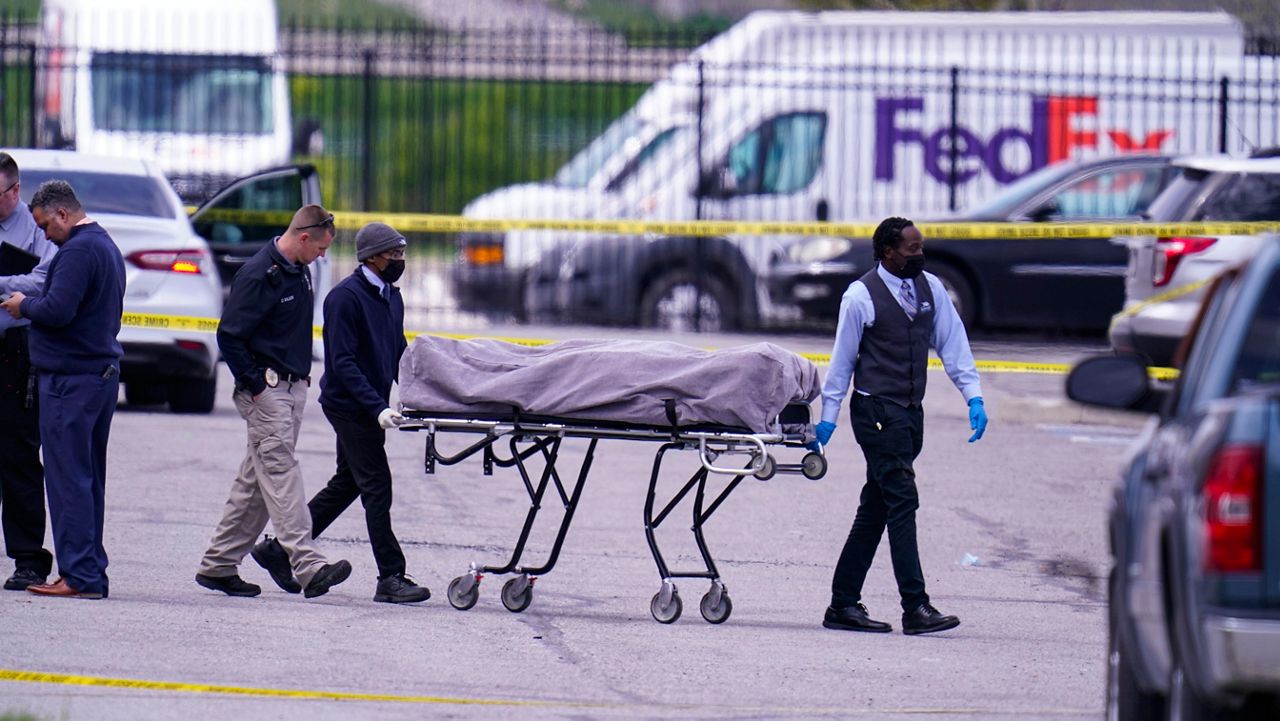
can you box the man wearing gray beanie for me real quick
[251,221,429,603]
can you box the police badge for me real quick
[264,368,279,388]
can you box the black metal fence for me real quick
[2,12,1278,333]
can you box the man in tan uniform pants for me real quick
[195,205,351,598]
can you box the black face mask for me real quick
[377,259,405,284]
[895,253,925,279]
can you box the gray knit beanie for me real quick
[355,222,406,261]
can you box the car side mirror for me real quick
[1066,354,1163,412]
[699,168,737,198]
[1029,198,1060,222]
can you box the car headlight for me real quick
[788,236,852,264]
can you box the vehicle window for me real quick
[19,170,171,218]
[1231,266,1280,393]
[91,53,274,135]
[1043,166,1169,219]
[721,112,826,196]
[606,126,690,192]
[554,115,643,188]
[1194,172,1280,221]
[1144,168,1211,220]
[1172,272,1240,416]
[963,161,1080,217]
[191,172,303,246]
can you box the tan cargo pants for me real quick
[198,381,327,587]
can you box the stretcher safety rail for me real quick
[399,405,826,624]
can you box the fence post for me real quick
[948,66,960,212]
[362,47,376,212]
[694,59,706,332]
[1218,75,1229,154]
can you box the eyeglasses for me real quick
[1,181,16,196]
[296,213,335,231]
[383,248,407,260]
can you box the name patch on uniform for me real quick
[280,295,295,303]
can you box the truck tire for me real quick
[929,262,976,329]
[168,376,217,414]
[124,380,168,407]
[639,270,736,332]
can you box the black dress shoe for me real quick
[251,536,302,594]
[303,560,352,599]
[4,568,48,591]
[196,573,261,598]
[902,603,960,635]
[823,603,893,633]
[374,574,431,604]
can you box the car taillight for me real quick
[1152,236,1215,287]
[1203,444,1264,572]
[127,250,204,274]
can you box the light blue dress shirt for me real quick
[0,200,58,334]
[360,264,387,296]
[820,261,982,424]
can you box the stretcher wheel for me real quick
[752,454,776,481]
[650,587,682,624]
[801,451,828,480]
[447,575,479,610]
[700,589,733,624]
[501,576,534,613]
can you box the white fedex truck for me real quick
[456,10,1274,320]
[36,0,306,200]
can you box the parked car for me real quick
[765,154,1179,331]
[9,150,326,413]
[1067,240,1280,719]
[1110,155,1280,366]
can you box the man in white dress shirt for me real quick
[815,216,988,636]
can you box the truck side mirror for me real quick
[1066,354,1165,412]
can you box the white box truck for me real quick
[35,0,310,200]
[456,10,1275,324]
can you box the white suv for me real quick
[1110,155,1280,366]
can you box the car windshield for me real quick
[91,53,275,135]
[605,125,691,192]
[962,161,1082,218]
[1194,172,1280,221]
[19,170,172,218]
[554,114,647,188]
[1231,264,1280,394]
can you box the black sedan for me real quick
[766,154,1177,331]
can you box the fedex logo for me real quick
[874,95,1173,185]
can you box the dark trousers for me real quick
[0,328,52,576]
[308,405,405,579]
[39,369,119,595]
[831,394,928,613]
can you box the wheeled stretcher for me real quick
[396,337,825,624]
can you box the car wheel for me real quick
[168,376,217,414]
[639,270,736,332]
[929,262,976,328]
[1106,570,1163,721]
[124,380,168,407]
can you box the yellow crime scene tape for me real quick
[121,312,1180,380]
[189,207,1280,240]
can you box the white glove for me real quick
[377,408,405,429]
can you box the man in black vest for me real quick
[814,217,988,635]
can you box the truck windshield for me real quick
[91,53,275,135]
[554,115,645,188]
[20,170,172,218]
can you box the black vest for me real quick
[854,267,935,408]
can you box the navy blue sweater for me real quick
[319,268,407,419]
[21,222,125,374]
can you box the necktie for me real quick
[901,279,917,321]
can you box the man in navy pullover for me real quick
[251,222,428,603]
[0,180,124,599]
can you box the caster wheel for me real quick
[802,451,828,480]
[447,575,479,610]
[501,576,533,613]
[700,588,733,624]
[650,587,682,624]
[753,454,776,480]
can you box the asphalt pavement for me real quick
[0,329,1141,720]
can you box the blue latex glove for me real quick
[968,397,987,443]
[811,420,837,451]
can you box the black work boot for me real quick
[374,574,431,604]
[251,535,302,594]
[195,573,261,598]
[303,560,352,599]
[822,603,893,633]
[902,603,960,635]
[4,568,48,591]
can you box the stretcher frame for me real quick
[400,408,825,624]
